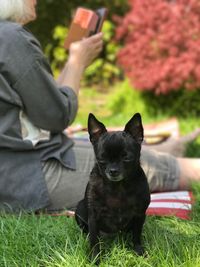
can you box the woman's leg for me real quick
[141,147,181,192]
[42,141,94,211]
[42,142,200,211]
[141,147,200,192]
[176,158,200,189]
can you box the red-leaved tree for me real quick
[115,0,200,94]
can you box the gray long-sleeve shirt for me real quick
[0,20,78,211]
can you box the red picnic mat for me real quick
[49,191,193,220]
[146,191,194,220]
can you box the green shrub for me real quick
[44,25,68,78]
[142,88,200,118]
[107,80,146,115]
[107,79,200,121]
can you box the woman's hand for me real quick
[68,32,103,70]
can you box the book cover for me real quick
[64,7,108,49]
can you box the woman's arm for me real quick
[4,25,103,132]
[57,32,103,96]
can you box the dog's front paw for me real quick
[133,244,145,256]
[90,247,100,265]
[92,255,100,266]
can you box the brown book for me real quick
[64,7,108,50]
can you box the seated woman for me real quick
[0,0,200,212]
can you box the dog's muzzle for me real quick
[106,169,124,182]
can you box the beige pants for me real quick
[42,141,180,211]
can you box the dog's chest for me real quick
[94,189,138,233]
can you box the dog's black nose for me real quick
[109,169,119,177]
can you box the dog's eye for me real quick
[123,157,132,163]
[97,159,106,165]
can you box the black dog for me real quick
[75,113,150,264]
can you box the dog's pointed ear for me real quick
[88,113,107,143]
[124,113,143,144]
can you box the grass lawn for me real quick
[1,81,200,267]
[1,199,200,267]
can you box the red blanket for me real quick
[146,191,193,220]
[49,191,193,220]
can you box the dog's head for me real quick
[88,113,143,182]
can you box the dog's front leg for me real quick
[130,215,146,256]
[88,210,100,264]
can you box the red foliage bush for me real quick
[115,0,200,94]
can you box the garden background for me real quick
[28,0,200,140]
[1,0,200,266]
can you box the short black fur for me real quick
[75,113,150,264]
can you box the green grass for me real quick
[1,81,200,266]
[1,201,200,267]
